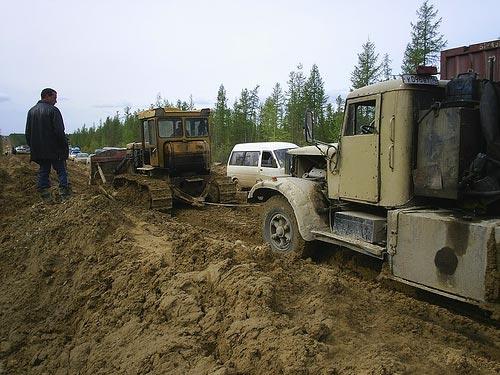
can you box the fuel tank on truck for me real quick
[388,208,499,304]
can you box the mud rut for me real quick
[0,155,499,375]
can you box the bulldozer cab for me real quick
[138,108,211,175]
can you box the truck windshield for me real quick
[185,118,209,137]
[274,148,294,167]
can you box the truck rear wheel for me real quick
[263,195,308,257]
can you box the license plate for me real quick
[402,74,439,85]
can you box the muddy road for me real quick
[0,155,499,374]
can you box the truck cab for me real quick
[327,79,444,207]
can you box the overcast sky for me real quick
[0,0,498,135]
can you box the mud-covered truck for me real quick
[89,107,237,211]
[249,62,500,306]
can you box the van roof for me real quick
[231,142,298,152]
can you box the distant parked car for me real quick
[15,145,30,154]
[74,153,89,163]
[69,150,81,160]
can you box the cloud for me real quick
[194,99,214,107]
[0,93,10,103]
[92,102,131,109]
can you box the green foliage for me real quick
[401,0,446,73]
[71,92,193,152]
[70,109,141,152]
[324,103,344,142]
[209,64,346,162]
[285,64,307,145]
[351,39,381,89]
[8,133,26,147]
[258,83,286,142]
[381,53,393,80]
[211,85,232,162]
[74,66,346,163]
[304,64,328,141]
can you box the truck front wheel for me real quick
[263,195,308,257]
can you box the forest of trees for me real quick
[71,64,346,163]
[70,0,445,163]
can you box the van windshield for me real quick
[274,148,294,167]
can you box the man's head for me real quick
[41,88,57,105]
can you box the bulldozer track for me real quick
[113,174,173,212]
[112,174,240,211]
[213,176,238,203]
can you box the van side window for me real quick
[228,151,262,166]
[344,100,376,136]
[229,151,245,166]
[244,151,260,166]
[261,151,277,168]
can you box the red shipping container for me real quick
[440,40,500,80]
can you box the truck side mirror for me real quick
[304,110,314,143]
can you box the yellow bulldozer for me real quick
[89,107,238,211]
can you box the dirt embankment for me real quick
[0,155,499,374]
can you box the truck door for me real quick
[143,119,159,166]
[338,94,381,203]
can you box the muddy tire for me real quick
[263,195,309,258]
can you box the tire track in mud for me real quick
[173,201,500,328]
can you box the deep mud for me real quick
[0,155,499,374]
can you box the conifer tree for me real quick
[123,106,141,143]
[271,83,285,131]
[335,95,345,112]
[304,64,328,141]
[351,39,381,89]
[324,104,338,141]
[233,89,251,143]
[285,64,307,144]
[259,97,278,141]
[381,53,393,80]
[401,0,446,73]
[248,86,260,141]
[211,84,232,161]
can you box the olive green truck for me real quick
[250,40,500,308]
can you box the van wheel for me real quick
[263,195,309,258]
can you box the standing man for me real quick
[25,88,71,202]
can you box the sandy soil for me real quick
[0,155,499,375]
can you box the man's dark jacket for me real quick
[25,100,69,161]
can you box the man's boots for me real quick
[40,188,52,203]
[59,185,72,202]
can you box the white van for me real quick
[226,142,298,189]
